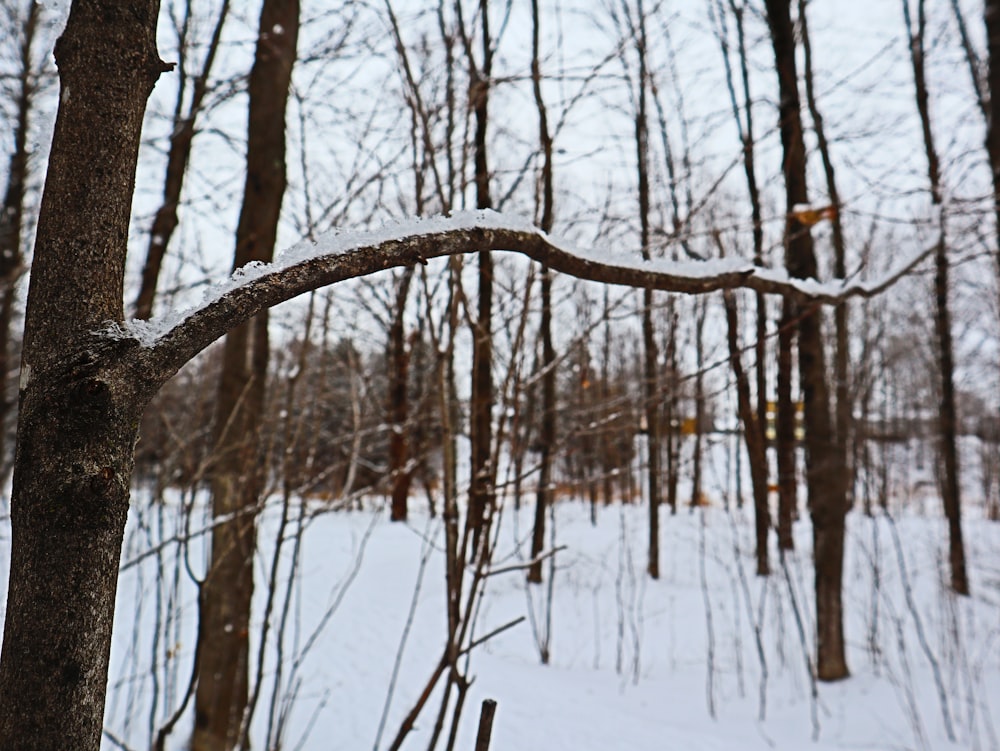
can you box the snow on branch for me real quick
[110,210,930,376]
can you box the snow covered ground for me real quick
[98,481,1000,751]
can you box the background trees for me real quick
[0,0,998,748]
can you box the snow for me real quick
[97,479,1000,751]
[105,211,537,347]
[103,210,917,348]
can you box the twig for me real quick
[481,545,566,577]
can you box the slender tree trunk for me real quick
[986,0,1000,291]
[690,300,706,510]
[0,3,171,747]
[765,0,849,681]
[800,0,852,509]
[193,3,299,749]
[631,0,661,579]
[389,268,415,522]
[903,0,969,595]
[466,0,494,559]
[528,0,555,584]
[0,1,41,469]
[723,290,770,575]
[776,307,797,551]
[664,305,681,515]
[134,0,230,320]
[714,0,771,565]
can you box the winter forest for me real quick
[0,0,999,749]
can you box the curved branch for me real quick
[114,210,930,380]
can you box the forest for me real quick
[0,0,998,749]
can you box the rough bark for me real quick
[0,3,171,748]
[193,2,299,749]
[765,0,849,681]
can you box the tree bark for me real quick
[193,2,299,749]
[764,0,849,681]
[0,3,170,748]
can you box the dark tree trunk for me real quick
[389,268,415,522]
[193,2,299,749]
[632,0,661,579]
[715,0,770,567]
[134,0,230,320]
[904,0,969,595]
[776,306,797,551]
[528,0,555,584]
[986,0,1000,289]
[0,1,41,469]
[0,3,170,748]
[690,301,706,510]
[800,0,852,509]
[765,0,849,681]
[466,0,494,559]
[723,288,770,575]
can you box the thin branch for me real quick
[111,211,933,381]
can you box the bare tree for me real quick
[133,0,231,320]
[902,0,969,596]
[0,0,47,468]
[764,0,849,681]
[799,0,852,508]
[461,0,496,560]
[0,3,927,746]
[193,2,299,748]
[527,0,556,586]
[710,0,772,569]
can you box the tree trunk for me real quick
[388,268,415,522]
[714,1,770,567]
[466,0,494,559]
[193,2,299,749]
[776,306,797,551]
[903,0,969,595]
[528,0,555,584]
[0,1,41,470]
[986,0,1000,292]
[765,0,849,681]
[800,0,852,510]
[0,3,170,747]
[723,287,770,575]
[631,0,661,579]
[133,0,230,320]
